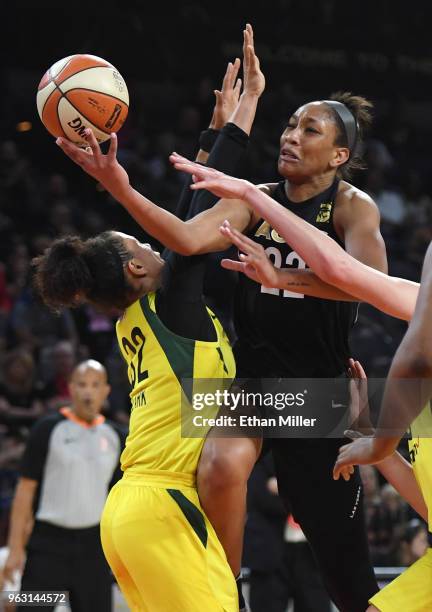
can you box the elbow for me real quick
[403,352,432,378]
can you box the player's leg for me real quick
[102,478,238,611]
[198,435,262,577]
[100,486,147,611]
[272,438,378,612]
[367,607,380,611]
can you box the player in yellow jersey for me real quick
[33,230,238,612]
[33,26,265,612]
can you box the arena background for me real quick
[1,1,431,609]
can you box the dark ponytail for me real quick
[327,91,373,180]
[33,232,133,312]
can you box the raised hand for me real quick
[219,220,278,287]
[56,129,130,197]
[170,152,253,200]
[242,23,265,98]
[210,58,242,130]
[346,358,375,438]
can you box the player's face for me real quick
[69,367,110,422]
[278,102,343,182]
[114,232,165,297]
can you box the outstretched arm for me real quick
[334,243,432,481]
[168,159,420,320]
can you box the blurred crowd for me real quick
[1,3,432,589]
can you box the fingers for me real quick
[234,78,242,99]
[220,221,261,254]
[221,59,241,93]
[83,128,101,157]
[56,137,88,166]
[108,132,118,162]
[340,464,355,481]
[221,259,248,272]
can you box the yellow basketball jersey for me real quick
[408,401,432,531]
[116,293,235,478]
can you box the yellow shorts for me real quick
[369,548,432,611]
[100,470,238,612]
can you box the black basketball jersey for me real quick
[234,178,358,378]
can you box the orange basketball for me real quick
[36,54,129,146]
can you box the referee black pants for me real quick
[18,520,112,612]
[272,438,378,612]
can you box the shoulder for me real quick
[335,181,381,229]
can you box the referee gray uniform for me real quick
[18,409,125,612]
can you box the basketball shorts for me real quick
[369,548,432,611]
[101,470,238,612]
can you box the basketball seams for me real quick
[55,102,68,139]
[54,64,113,87]
[60,94,112,136]
[40,83,63,120]
[51,56,74,83]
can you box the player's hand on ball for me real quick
[56,129,130,196]
[170,153,252,200]
[219,220,279,288]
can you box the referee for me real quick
[3,360,125,611]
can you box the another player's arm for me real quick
[218,223,359,301]
[4,478,37,581]
[196,23,263,163]
[334,243,432,476]
[370,241,432,457]
[170,161,419,320]
[57,132,253,254]
[376,452,428,521]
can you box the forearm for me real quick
[117,185,194,255]
[377,451,428,521]
[228,92,260,136]
[7,480,35,549]
[243,185,418,320]
[273,269,358,301]
[376,341,432,444]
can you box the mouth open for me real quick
[279,149,300,162]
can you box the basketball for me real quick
[36,54,129,146]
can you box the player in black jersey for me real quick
[169,97,387,611]
[56,41,384,611]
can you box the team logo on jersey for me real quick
[254,221,285,243]
[316,202,332,223]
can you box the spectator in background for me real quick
[9,287,77,355]
[3,360,125,612]
[0,350,47,428]
[42,341,77,411]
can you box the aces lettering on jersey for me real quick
[254,221,328,299]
